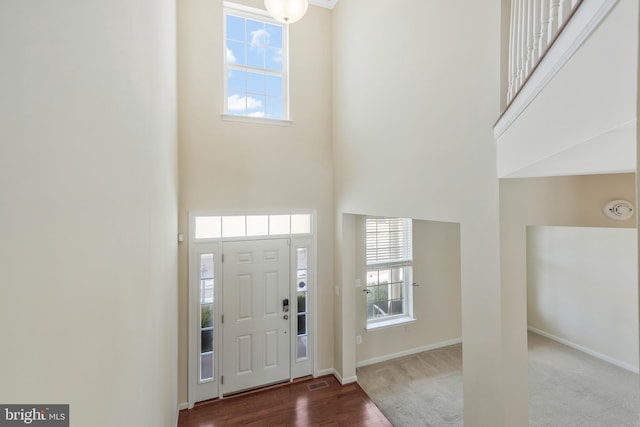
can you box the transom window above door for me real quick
[223,2,290,123]
[194,214,312,240]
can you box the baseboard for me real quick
[528,327,639,374]
[356,337,463,368]
[315,368,334,377]
[174,408,179,427]
[176,402,189,427]
[332,369,357,385]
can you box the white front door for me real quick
[222,239,291,395]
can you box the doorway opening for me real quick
[526,225,639,424]
[345,213,464,426]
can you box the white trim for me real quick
[498,118,637,178]
[192,211,314,241]
[528,327,639,374]
[365,316,415,331]
[187,211,318,406]
[311,221,320,379]
[309,0,339,9]
[222,1,290,121]
[494,0,620,138]
[175,406,182,427]
[221,115,293,127]
[223,1,271,18]
[291,237,315,379]
[177,402,189,411]
[356,337,463,368]
[365,217,414,328]
[333,370,358,385]
[187,240,222,407]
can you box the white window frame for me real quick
[222,1,292,126]
[365,217,415,330]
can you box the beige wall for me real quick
[353,217,462,363]
[501,174,637,229]
[527,226,639,370]
[500,172,637,425]
[333,214,355,380]
[332,1,505,425]
[0,1,178,426]
[177,0,334,404]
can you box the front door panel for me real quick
[222,239,290,395]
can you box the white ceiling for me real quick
[309,0,339,9]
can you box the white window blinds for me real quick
[365,217,412,266]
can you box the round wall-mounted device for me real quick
[603,199,634,221]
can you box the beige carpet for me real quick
[357,332,639,427]
[528,332,639,427]
[357,343,464,426]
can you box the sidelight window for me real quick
[199,253,215,382]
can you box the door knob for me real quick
[283,314,289,320]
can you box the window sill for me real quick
[366,317,415,331]
[221,114,293,127]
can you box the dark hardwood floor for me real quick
[178,375,392,426]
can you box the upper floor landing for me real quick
[494,0,637,178]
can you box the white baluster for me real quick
[514,0,522,90]
[539,0,550,53]
[526,0,536,75]
[558,0,571,26]
[549,0,560,41]
[523,0,530,75]
[507,0,581,102]
[508,0,518,100]
[532,0,542,66]
[519,0,527,87]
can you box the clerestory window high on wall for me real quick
[223,2,289,123]
[365,217,414,329]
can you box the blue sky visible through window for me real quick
[226,13,284,120]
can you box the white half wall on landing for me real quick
[496,0,638,178]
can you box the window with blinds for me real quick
[365,217,412,266]
[365,217,414,328]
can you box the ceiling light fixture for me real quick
[264,0,309,24]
